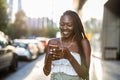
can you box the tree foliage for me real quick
[12,10,29,39]
[31,26,59,38]
[0,0,8,32]
[39,26,59,38]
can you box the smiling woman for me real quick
[43,10,91,80]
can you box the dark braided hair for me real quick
[62,10,88,65]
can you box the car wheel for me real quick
[9,54,18,72]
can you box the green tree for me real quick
[7,23,15,39]
[0,0,8,32]
[13,10,29,38]
[39,26,59,38]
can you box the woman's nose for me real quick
[63,25,67,29]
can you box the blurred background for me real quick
[0,0,120,80]
[1,0,105,51]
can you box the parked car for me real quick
[36,37,50,53]
[0,36,18,72]
[13,39,40,60]
[31,39,45,54]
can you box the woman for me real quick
[43,10,91,80]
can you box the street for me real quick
[0,52,120,80]
[3,54,50,80]
[0,60,29,79]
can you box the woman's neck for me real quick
[62,35,75,42]
[60,35,75,48]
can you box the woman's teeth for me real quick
[63,32,68,35]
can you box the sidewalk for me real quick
[90,51,120,80]
[24,55,50,80]
[5,54,50,80]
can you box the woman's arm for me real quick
[43,41,52,76]
[81,39,91,69]
[43,39,61,75]
[62,39,91,79]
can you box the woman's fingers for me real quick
[48,48,64,60]
[62,47,71,59]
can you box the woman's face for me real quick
[59,15,74,38]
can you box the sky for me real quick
[11,0,104,25]
[82,0,105,21]
[12,0,74,25]
[22,0,74,18]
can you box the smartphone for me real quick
[49,44,59,51]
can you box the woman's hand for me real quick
[49,47,72,60]
[62,47,72,59]
[48,48,64,60]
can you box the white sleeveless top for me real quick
[51,52,81,76]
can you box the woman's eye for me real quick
[60,23,73,27]
[60,24,64,26]
[67,23,73,27]
[68,24,72,26]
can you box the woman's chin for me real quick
[62,35,70,38]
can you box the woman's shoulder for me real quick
[81,38,89,44]
[81,38,91,52]
[81,38,90,46]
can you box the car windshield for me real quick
[0,41,7,48]
[13,42,28,49]
[0,41,5,48]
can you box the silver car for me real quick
[0,36,18,72]
[13,39,40,60]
